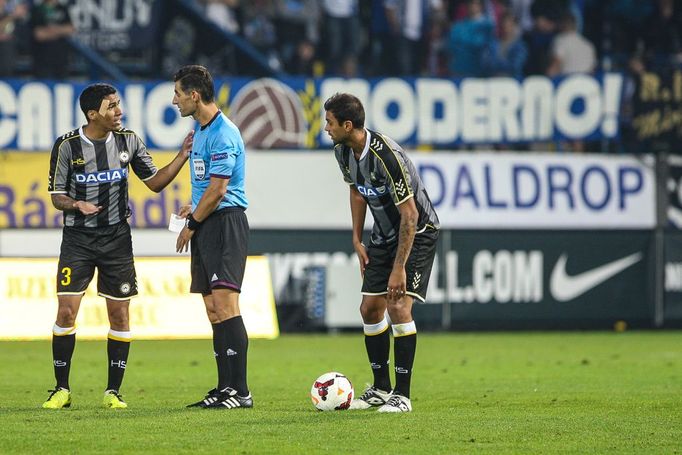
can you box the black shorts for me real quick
[190,207,249,295]
[57,221,137,300]
[362,228,439,302]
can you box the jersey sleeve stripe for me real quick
[379,133,413,197]
[369,146,415,203]
[370,135,414,203]
[52,135,79,191]
[369,147,396,190]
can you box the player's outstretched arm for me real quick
[144,130,194,193]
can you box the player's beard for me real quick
[330,131,348,146]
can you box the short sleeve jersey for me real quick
[190,112,248,210]
[48,127,158,227]
[334,129,439,245]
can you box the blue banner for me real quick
[0,74,623,151]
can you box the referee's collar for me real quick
[200,111,221,131]
[79,126,114,146]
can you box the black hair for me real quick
[173,65,215,103]
[323,93,365,129]
[79,83,117,119]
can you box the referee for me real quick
[42,83,193,409]
[172,65,253,409]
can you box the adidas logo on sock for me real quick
[226,349,237,356]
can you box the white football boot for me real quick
[349,385,392,410]
[377,394,412,413]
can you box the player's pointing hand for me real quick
[180,130,194,158]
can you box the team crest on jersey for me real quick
[119,151,129,163]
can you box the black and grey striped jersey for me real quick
[48,126,158,227]
[334,129,440,245]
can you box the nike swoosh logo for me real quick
[550,252,643,302]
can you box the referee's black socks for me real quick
[219,316,249,397]
[212,322,231,391]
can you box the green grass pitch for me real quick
[1,332,681,454]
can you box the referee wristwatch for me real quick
[186,213,202,231]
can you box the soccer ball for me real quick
[310,372,354,411]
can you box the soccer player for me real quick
[172,65,252,409]
[43,83,193,409]
[324,93,440,413]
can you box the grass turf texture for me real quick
[1,332,681,454]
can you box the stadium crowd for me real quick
[0,0,680,79]
[0,0,680,153]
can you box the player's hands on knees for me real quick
[353,242,369,277]
[176,226,194,253]
[74,200,102,215]
[386,266,407,302]
[178,205,192,218]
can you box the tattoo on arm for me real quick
[51,194,77,212]
[394,215,416,267]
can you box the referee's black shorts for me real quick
[57,221,137,300]
[190,207,249,295]
[361,228,439,302]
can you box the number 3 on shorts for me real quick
[60,267,72,286]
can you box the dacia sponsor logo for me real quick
[211,152,228,161]
[75,168,128,184]
[357,184,387,198]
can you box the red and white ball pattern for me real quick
[310,372,354,411]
